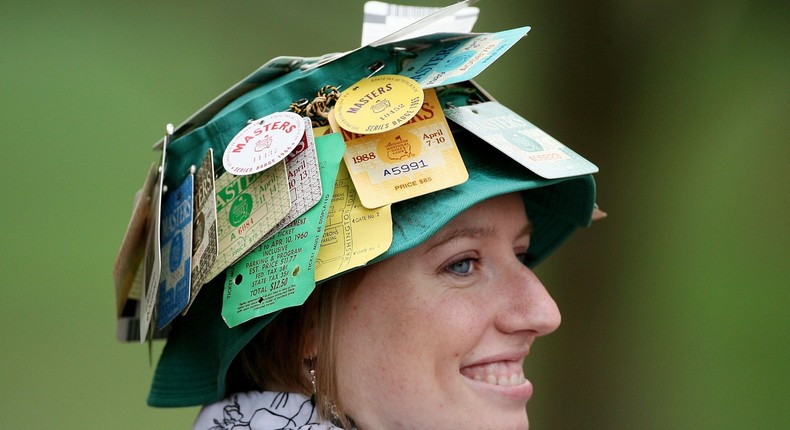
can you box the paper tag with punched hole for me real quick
[221,133,346,327]
[361,1,479,46]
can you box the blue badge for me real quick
[157,174,193,330]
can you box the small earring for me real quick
[308,358,317,405]
[308,358,342,425]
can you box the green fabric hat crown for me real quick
[144,36,596,408]
[148,127,595,407]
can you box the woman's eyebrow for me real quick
[436,225,497,245]
[424,222,532,254]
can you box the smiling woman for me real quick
[157,128,598,430]
[331,194,558,429]
[124,3,600,429]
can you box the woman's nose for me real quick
[494,260,562,337]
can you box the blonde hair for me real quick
[227,270,366,429]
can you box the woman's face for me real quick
[334,193,561,430]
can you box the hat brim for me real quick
[374,131,595,266]
[148,131,595,408]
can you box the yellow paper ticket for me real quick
[314,160,392,281]
[340,88,468,208]
[204,161,291,282]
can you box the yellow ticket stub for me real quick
[340,88,468,208]
[314,160,392,281]
[204,161,291,282]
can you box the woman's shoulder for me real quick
[192,391,342,430]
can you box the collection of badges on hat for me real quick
[113,0,598,343]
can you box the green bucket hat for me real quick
[138,16,599,407]
[147,127,595,407]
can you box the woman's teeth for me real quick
[461,361,527,386]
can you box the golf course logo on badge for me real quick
[223,111,305,176]
[229,193,253,227]
[371,99,391,113]
[334,75,424,135]
[377,131,422,162]
[438,51,474,72]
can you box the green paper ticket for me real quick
[221,133,346,328]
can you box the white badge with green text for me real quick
[445,102,598,179]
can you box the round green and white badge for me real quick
[223,111,305,175]
[334,75,424,135]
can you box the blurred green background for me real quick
[1,0,787,428]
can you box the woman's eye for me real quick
[446,258,474,275]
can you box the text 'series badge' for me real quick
[204,162,291,282]
[339,88,468,208]
[156,174,193,330]
[445,101,598,179]
[185,148,219,314]
[333,75,424,135]
[222,134,346,327]
[222,111,306,175]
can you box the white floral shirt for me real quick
[193,391,343,430]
